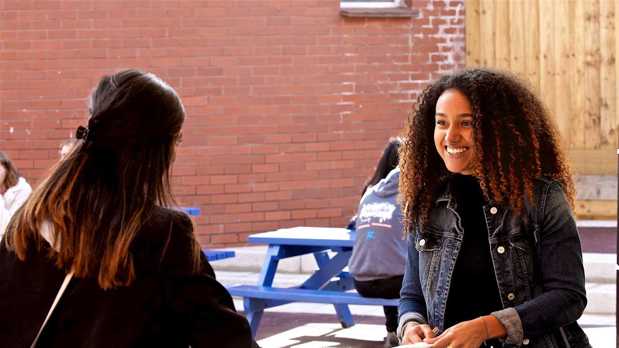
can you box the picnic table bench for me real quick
[203,249,236,261]
[227,227,398,337]
[230,285,398,306]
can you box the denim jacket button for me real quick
[507,292,515,301]
[489,206,498,214]
[497,246,506,254]
[523,338,530,345]
[419,239,426,247]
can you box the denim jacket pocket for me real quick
[507,234,535,301]
[415,231,443,298]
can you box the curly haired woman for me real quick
[397,69,590,347]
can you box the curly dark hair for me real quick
[399,68,574,230]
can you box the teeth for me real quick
[446,147,467,154]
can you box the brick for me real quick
[225,204,252,214]
[196,185,225,195]
[238,192,266,203]
[265,211,290,221]
[209,175,237,186]
[210,233,239,244]
[253,164,279,173]
[224,223,253,233]
[252,201,279,212]
[211,194,238,204]
[292,210,318,219]
[251,221,281,232]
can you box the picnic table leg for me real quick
[307,250,356,328]
[302,250,352,289]
[257,245,281,286]
[243,298,265,338]
[242,245,282,338]
[334,304,354,328]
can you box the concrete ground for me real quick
[250,313,615,348]
[215,270,616,348]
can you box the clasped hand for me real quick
[401,318,487,348]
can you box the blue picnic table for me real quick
[180,206,201,217]
[179,206,234,262]
[203,249,235,261]
[227,226,398,337]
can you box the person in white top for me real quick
[0,152,32,237]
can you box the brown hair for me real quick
[0,152,20,190]
[399,68,574,231]
[6,69,196,289]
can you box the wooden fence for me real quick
[465,0,618,177]
[465,0,617,218]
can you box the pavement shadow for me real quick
[254,312,388,348]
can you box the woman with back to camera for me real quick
[397,69,590,347]
[348,137,406,348]
[0,151,32,238]
[0,69,254,347]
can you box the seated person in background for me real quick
[0,69,255,347]
[348,137,406,348]
[0,151,32,237]
[59,138,78,159]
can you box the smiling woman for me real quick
[397,69,591,347]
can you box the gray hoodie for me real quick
[348,167,407,281]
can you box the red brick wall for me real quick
[0,0,465,246]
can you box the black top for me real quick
[0,207,255,348]
[444,175,503,331]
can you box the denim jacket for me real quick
[398,178,590,347]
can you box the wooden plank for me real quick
[539,0,556,120]
[600,0,616,149]
[508,0,525,75]
[567,149,617,175]
[616,0,619,149]
[479,0,496,67]
[553,0,573,143]
[465,0,482,67]
[574,175,617,201]
[583,0,602,149]
[494,0,510,69]
[523,0,540,94]
[574,200,617,220]
[572,0,586,148]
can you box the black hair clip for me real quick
[75,125,89,140]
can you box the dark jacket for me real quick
[0,207,254,348]
[398,178,590,348]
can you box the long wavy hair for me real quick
[6,69,195,289]
[361,137,403,196]
[0,152,20,191]
[399,68,574,231]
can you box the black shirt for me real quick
[444,175,503,331]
